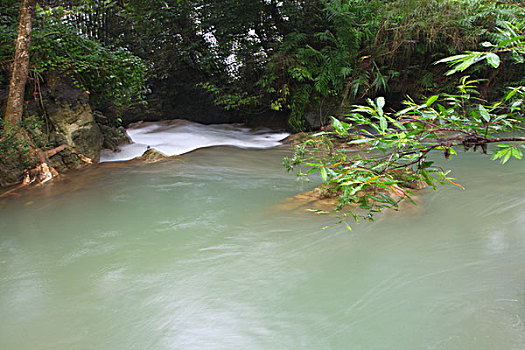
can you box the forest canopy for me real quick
[1,0,524,128]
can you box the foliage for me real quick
[1,2,147,112]
[285,20,525,228]
[435,20,525,74]
[0,116,46,167]
[197,82,260,111]
[262,0,525,130]
[2,0,524,128]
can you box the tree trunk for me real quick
[3,0,60,186]
[4,0,37,128]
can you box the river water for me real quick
[1,123,524,349]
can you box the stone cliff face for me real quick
[42,73,103,162]
[47,101,103,162]
[0,73,127,187]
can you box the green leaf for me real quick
[376,97,385,110]
[478,105,490,122]
[379,117,387,132]
[493,147,513,164]
[497,35,524,48]
[484,53,500,68]
[511,51,524,64]
[311,131,327,137]
[376,193,398,207]
[435,54,470,64]
[504,87,519,102]
[331,117,346,135]
[502,150,512,164]
[421,161,434,169]
[443,53,484,75]
[425,95,439,106]
[347,138,373,144]
[511,147,523,160]
[320,167,328,181]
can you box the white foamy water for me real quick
[100,119,290,162]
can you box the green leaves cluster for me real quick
[197,82,259,111]
[0,117,46,167]
[286,20,525,227]
[261,0,524,130]
[436,21,525,75]
[1,2,147,111]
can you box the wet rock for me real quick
[389,169,427,190]
[0,151,26,188]
[276,188,338,213]
[281,131,370,151]
[281,132,311,145]
[276,181,422,215]
[47,101,103,162]
[99,124,131,152]
[135,148,168,163]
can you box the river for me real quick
[1,122,524,349]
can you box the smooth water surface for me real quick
[1,142,525,349]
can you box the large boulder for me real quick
[47,101,103,162]
[43,73,103,162]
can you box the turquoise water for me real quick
[1,146,524,349]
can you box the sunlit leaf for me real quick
[478,105,490,122]
[435,54,470,64]
[425,95,439,106]
[379,117,387,132]
[484,53,500,68]
[502,150,512,164]
[320,167,328,181]
[331,117,346,135]
[376,96,385,110]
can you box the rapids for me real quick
[99,120,290,162]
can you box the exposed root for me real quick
[45,144,93,164]
[0,145,93,198]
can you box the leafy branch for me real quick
[285,20,525,228]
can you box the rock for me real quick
[276,181,422,215]
[331,134,371,150]
[37,72,103,162]
[276,188,338,213]
[0,150,26,188]
[281,131,370,151]
[281,132,311,145]
[0,72,106,187]
[47,101,103,162]
[135,148,168,163]
[99,124,131,152]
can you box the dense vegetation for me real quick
[0,0,524,191]
[0,0,147,113]
[2,0,524,127]
[285,20,525,228]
